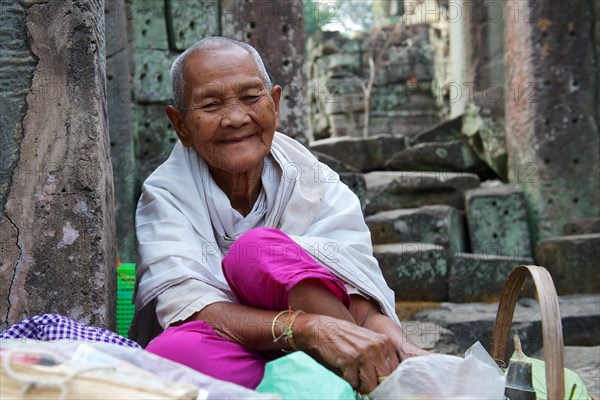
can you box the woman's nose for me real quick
[221,103,251,128]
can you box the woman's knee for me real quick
[222,228,298,276]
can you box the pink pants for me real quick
[145,228,350,389]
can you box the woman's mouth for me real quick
[221,134,254,144]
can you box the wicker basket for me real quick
[490,265,565,399]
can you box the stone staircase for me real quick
[311,126,537,304]
[310,121,600,397]
[310,119,599,303]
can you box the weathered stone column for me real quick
[105,0,136,262]
[221,0,307,144]
[460,0,508,179]
[1,0,116,330]
[505,0,600,241]
[463,0,505,95]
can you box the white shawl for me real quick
[132,132,398,344]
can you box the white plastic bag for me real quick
[370,352,505,399]
[1,340,277,400]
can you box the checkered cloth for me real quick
[0,313,140,348]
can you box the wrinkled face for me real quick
[168,47,281,175]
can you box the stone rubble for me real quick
[364,171,480,214]
[310,134,408,172]
[306,26,445,141]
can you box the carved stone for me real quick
[1,0,116,330]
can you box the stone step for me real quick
[403,321,461,355]
[448,252,534,303]
[312,150,358,173]
[373,243,447,301]
[410,114,463,144]
[535,234,600,295]
[309,134,407,172]
[385,140,492,176]
[534,346,600,399]
[465,182,533,258]
[564,217,600,235]
[365,205,466,251]
[413,294,600,356]
[364,171,480,215]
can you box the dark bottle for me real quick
[504,359,537,400]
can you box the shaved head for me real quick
[170,37,272,110]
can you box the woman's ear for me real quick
[270,85,283,118]
[165,106,192,148]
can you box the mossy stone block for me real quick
[564,217,600,235]
[372,84,408,112]
[374,243,448,301]
[134,104,179,182]
[133,49,177,103]
[166,0,219,51]
[465,184,532,258]
[314,53,361,78]
[448,252,534,302]
[130,0,169,50]
[366,205,466,252]
[535,234,600,295]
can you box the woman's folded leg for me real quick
[222,227,351,317]
[145,320,267,389]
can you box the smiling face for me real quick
[166,46,282,176]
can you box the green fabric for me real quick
[256,351,355,400]
[508,352,591,400]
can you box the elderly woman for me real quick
[132,36,426,394]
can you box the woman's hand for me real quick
[363,312,431,360]
[350,295,431,361]
[293,313,400,394]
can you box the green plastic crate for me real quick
[117,262,136,337]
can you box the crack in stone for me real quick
[106,47,127,59]
[4,214,23,327]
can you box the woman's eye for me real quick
[201,102,219,110]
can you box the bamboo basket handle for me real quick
[490,265,565,399]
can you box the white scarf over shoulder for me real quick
[133,132,398,342]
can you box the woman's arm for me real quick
[187,301,401,393]
[187,301,288,351]
[349,295,430,360]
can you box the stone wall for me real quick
[1,0,116,330]
[505,0,599,241]
[128,0,306,185]
[110,0,306,261]
[310,0,599,301]
[306,22,447,141]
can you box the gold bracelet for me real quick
[283,310,305,351]
[271,310,291,343]
[271,309,305,352]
